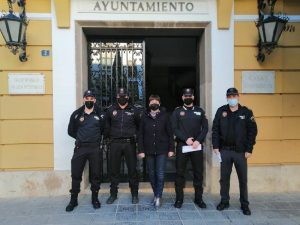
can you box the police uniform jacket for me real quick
[212,104,258,153]
[171,105,208,144]
[68,105,105,143]
[105,103,141,139]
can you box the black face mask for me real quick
[183,98,193,105]
[149,104,160,111]
[85,101,94,109]
[117,97,128,106]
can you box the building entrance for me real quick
[87,28,202,182]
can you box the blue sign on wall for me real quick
[41,50,50,57]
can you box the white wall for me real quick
[52,0,234,170]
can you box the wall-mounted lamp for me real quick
[0,0,28,62]
[256,0,289,62]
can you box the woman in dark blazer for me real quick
[138,94,175,208]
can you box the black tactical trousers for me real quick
[220,149,249,206]
[175,142,204,198]
[70,143,101,194]
[109,141,139,196]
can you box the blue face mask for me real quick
[227,98,238,107]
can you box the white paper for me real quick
[182,145,202,153]
[216,152,222,163]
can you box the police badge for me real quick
[222,111,227,117]
[112,110,117,116]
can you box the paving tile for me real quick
[200,211,228,221]
[137,204,156,212]
[45,214,75,225]
[178,211,200,220]
[92,213,116,223]
[156,203,177,212]
[117,205,137,213]
[1,192,300,225]
[177,203,197,211]
[204,221,231,225]
[182,220,205,225]
[116,212,137,222]
[159,221,183,225]
[158,212,180,220]
[94,205,117,213]
[136,211,159,221]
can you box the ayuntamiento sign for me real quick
[77,0,208,14]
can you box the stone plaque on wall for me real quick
[242,71,275,93]
[8,73,45,95]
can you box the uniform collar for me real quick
[115,103,132,110]
[183,105,194,110]
[226,104,241,113]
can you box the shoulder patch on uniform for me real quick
[250,116,256,122]
[74,114,79,119]
[239,115,245,120]
[194,111,201,116]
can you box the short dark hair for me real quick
[149,94,161,103]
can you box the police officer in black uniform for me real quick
[105,88,141,204]
[212,87,257,215]
[172,88,208,209]
[66,90,105,212]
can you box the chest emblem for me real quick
[222,111,227,117]
[112,110,117,116]
[180,111,185,116]
[94,116,100,120]
[194,112,201,116]
[239,115,245,120]
[125,112,134,116]
[79,116,84,122]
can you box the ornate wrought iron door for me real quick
[88,40,146,182]
[88,41,145,108]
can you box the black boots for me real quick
[66,192,101,212]
[131,189,139,204]
[66,193,78,212]
[132,195,139,204]
[216,202,230,211]
[174,188,183,208]
[92,191,101,209]
[194,187,206,209]
[241,205,251,215]
[106,195,117,204]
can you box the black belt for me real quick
[75,141,100,148]
[222,146,237,151]
[111,137,135,143]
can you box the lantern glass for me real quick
[8,19,21,43]
[0,19,10,42]
[264,21,277,43]
[274,20,286,43]
[0,12,27,45]
[258,24,265,42]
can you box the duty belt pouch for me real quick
[75,140,81,149]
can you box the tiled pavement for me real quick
[0,192,299,225]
